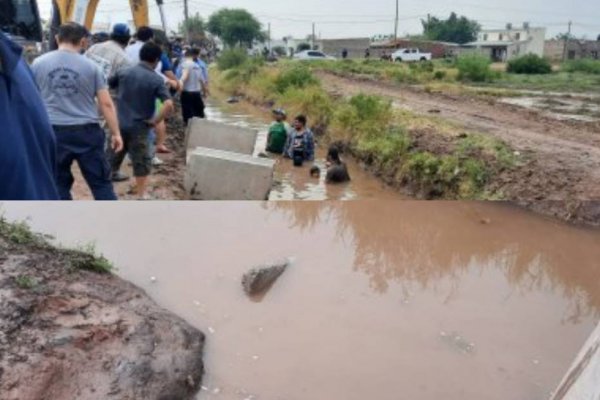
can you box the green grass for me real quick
[69,243,114,274]
[474,72,600,93]
[563,59,600,75]
[15,275,37,289]
[213,62,517,199]
[0,216,48,246]
[306,57,600,94]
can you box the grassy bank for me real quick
[306,58,600,94]
[213,58,517,199]
[0,215,114,274]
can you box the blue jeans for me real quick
[53,124,117,201]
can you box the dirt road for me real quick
[317,71,600,207]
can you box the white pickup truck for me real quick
[391,48,432,62]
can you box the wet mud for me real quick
[2,202,599,400]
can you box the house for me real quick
[545,39,600,62]
[463,23,546,61]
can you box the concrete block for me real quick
[184,147,275,200]
[185,118,258,157]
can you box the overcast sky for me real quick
[36,0,600,40]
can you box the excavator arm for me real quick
[51,0,149,30]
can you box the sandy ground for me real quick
[317,71,600,205]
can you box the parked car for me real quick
[293,50,336,61]
[391,48,432,62]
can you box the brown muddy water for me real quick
[2,202,600,400]
[205,99,402,201]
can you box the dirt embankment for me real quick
[0,224,205,400]
[316,71,600,225]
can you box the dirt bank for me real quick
[0,220,205,400]
[316,71,600,224]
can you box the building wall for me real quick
[544,39,600,61]
[479,29,528,43]
[372,39,455,58]
[523,28,547,57]
[320,38,371,59]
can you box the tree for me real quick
[297,42,311,52]
[179,13,205,43]
[555,32,575,41]
[207,8,264,48]
[422,12,480,44]
[273,46,287,57]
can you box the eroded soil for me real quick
[0,232,205,400]
[317,71,600,213]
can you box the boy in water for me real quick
[326,146,351,183]
[266,108,289,154]
[283,115,315,167]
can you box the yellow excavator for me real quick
[1,0,166,42]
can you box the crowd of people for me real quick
[266,109,351,184]
[0,21,349,201]
[1,22,210,200]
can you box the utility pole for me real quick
[562,20,572,62]
[156,0,168,34]
[183,0,190,42]
[394,0,399,42]
[268,22,272,52]
[312,22,316,49]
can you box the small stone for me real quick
[252,355,260,361]
[150,277,157,283]
[242,259,290,297]
[208,327,215,334]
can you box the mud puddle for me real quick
[2,202,599,400]
[500,96,600,122]
[205,99,402,200]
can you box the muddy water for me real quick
[204,98,403,200]
[3,202,600,400]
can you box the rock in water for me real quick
[242,260,289,297]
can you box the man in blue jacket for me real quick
[0,31,59,200]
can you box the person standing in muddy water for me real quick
[108,42,174,199]
[283,115,315,167]
[31,22,123,201]
[179,47,208,125]
[325,146,351,184]
[266,108,290,154]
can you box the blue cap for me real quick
[111,23,131,37]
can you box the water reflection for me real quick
[270,202,600,321]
